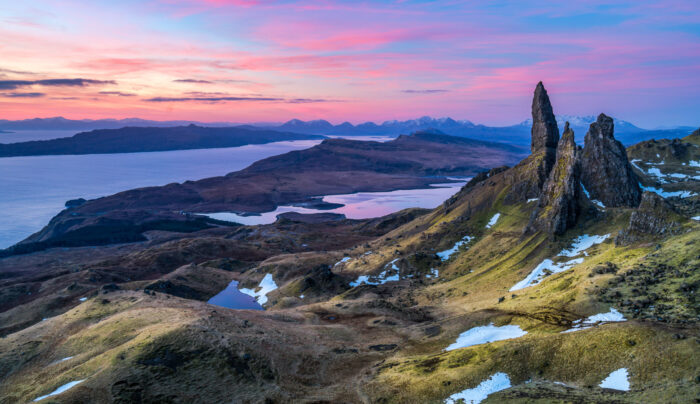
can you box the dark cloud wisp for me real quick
[144,96,337,103]
[401,89,449,94]
[174,79,213,84]
[1,92,46,98]
[0,78,115,90]
[99,91,136,97]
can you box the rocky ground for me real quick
[0,84,698,404]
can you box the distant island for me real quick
[4,130,527,255]
[0,125,323,157]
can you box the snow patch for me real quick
[559,234,610,257]
[334,257,351,266]
[527,198,538,203]
[689,160,700,167]
[239,273,278,305]
[33,380,85,402]
[349,259,400,287]
[692,216,700,221]
[437,235,473,261]
[640,183,696,198]
[446,324,527,351]
[599,368,630,391]
[445,372,511,404]
[485,213,500,229]
[426,268,439,279]
[562,308,626,333]
[79,297,87,302]
[581,185,606,209]
[509,258,583,291]
[510,234,609,291]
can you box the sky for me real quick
[0,0,699,128]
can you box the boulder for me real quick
[580,114,641,207]
[615,191,682,244]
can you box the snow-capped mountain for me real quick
[519,115,642,132]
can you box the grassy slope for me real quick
[1,142,698,403]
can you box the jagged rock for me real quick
[615,191,683,245]
[580,114,641,207]
[531,82,560,153]
[505,82,559,203]
[527,123,581,234]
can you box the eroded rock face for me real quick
[580,113,641,207]
[531,82,560,191]
[505,82,559,203]
[531,81,560,153]
[527,123,581,235]
[615,191,682,245]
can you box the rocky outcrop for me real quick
[505,82,560,203]
[531,82,560,153]
[580,114,641,207]
[527,123,581,234]
[615,191,682,244]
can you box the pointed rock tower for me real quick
[531,81,560,153]
[580,114,641,207]
[527,122,581,234]
[530,82,560,188]
[504,82,560,203]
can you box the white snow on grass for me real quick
[640,183,696,198]
[629,159,644,172]
[334,257,351,266]
[559,234,610,257]
[33,380,85,402]
[349,259,400,287]
[581,185,607,209]
[437,235,473,261]
[510,258,583,291]
[689,160,700,167]
[527,198,538,203]
[239,273,278,305]
[510,234,609,291]
[445,372,511,404]
[350,259,440,286]
[692,216,700,221]
[79,297,87,302]
[646,167,663,177]
[50,356,74,366]
[485,213,500,229]
[562,307,626,333]
[599,368,630,391]
[446,324,527,351]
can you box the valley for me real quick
[0,83,698,403]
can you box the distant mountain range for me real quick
[0,116,696,146]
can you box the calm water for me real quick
[0,136,397,249]
[0,130,79,143]
[207,280,264,310]
[201,182,466,225]
[0,140,326,248]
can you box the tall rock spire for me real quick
[580,113,642,207]
[531,81,560,153]
[527,122,581,235]
[504,82,562,203]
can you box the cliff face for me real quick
[530,81,560,190]
[504,82,560,203]
[580,114,642,207]
[527,123,581,235]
